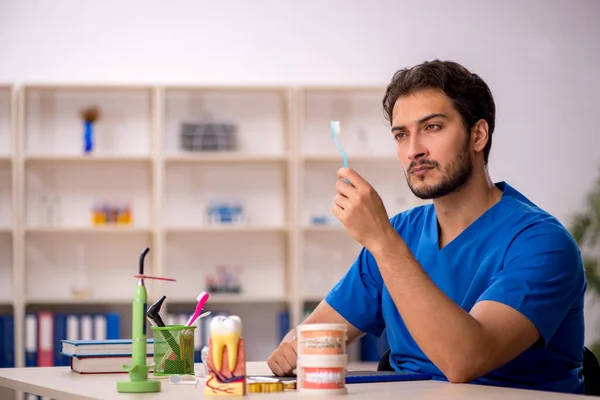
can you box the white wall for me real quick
[1,0,599,344]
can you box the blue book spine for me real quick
[4,315,15,368]
[278,310,290,343]
[53,314,69,366]
[0,316,4,368]
[0,315,15,368]
[105,312,120,339]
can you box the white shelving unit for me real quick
[0,86,13,308]
[5,83,424,368]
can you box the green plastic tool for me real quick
[117,247,175,393]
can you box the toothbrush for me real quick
[185,292,210,327]
[330,120,347,168]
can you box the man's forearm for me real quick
[370,231,491,383]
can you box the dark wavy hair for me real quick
[382,60,496,165]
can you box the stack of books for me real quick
[60,339,154,374]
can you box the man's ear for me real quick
[471,119,489,153]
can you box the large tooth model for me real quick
[205,315,246,396]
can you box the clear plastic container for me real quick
[297,323,347,356]
[297,354,348,395]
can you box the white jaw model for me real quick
[210,315,242,372]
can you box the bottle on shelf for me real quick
[91,199,133,226]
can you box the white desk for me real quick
[0,362,594,400]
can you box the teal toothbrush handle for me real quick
[331,121,348,168]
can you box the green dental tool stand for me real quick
[117,247,176,393]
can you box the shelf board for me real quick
[164,85,289,92]
[0,156,11,164]
[302,154,398,163]
[303,225,345,233]
[0,227,12,234]
[25,226,151,234]
[166,225,288,234]
[23,83,153,92]
[168,294,288,304]
[25,154,152,163]
[25,297,133,305]
[165,154,288,163]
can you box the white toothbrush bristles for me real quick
[332,120,341,135]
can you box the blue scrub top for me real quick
[325,181,586,394]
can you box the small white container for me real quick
[297,354,348,395]
[297,323,347,356]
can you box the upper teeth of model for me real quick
[211,315,242,372]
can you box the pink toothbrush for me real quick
[185,292,210,327]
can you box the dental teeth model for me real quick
[205,315,246,396]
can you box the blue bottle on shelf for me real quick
[84,120,94,153]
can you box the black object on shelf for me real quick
[180,122,237,151]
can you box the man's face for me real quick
[391,88,473,200]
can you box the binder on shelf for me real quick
[25,314,37,367]
[278,310,290,343]
[0,314,15,368]
[105,312,120,339]
[94,314,107,340]
[52,314,69,366]
[80,315,93,341]
[22,311,122,367]
[37,311,54,367]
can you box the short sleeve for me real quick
[476,222,586,346]
[324,246,386,338]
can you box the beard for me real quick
[405,137,473,200]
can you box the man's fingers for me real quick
[269,358,285,376]
[335,178,355,198]
[337,167,365,188]
[268,344,297,377]
[334,194,350,210]
[277,356,294,376]
[281,344,297,374]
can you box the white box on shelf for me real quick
[164,87,288,157]
[23,86,153,157]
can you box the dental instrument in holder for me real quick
[156,292,211,369]
[147,295,181,359]
[146,295,167,327]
